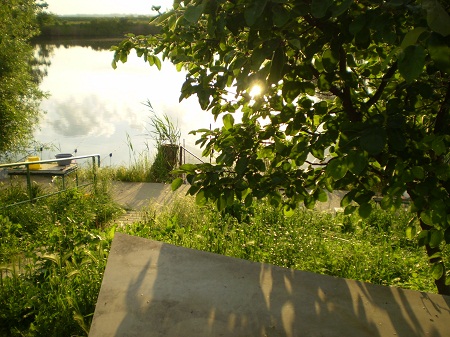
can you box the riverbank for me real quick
[36,15,159,39]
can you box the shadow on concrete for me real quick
[90,234,449,336]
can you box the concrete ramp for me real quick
[90,233,449,337]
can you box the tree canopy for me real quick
[113,0,450,294]
[0,0,45,155]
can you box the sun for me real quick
[249,84,263,98]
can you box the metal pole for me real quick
[92,156,97,193]
[26,165,32,203]
[210,124,212,164]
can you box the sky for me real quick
[44,0,174,15]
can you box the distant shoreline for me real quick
[37,15,160,39]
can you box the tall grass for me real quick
[105,108,182,183]
[103,134,153,182]
[0,179,121,336]
[123,197,437,292]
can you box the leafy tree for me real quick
[0,0,45,155]
[113,0,450,294]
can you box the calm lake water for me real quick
[34,40,214,166]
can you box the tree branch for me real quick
[301,15,361,123]
[339,46,361,122]
[309,63,361,123]
[434,81,450,134]
[365,62,398,109]
[305,161,327,166]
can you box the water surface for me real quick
[34,42,213,166]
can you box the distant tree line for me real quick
[36,13,160,39]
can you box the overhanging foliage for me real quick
[113,0,450,294]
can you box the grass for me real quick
[109,156,153,183]
[0,176,121,336]
[125,197,436,292]
[0,176,446,336]
[103,123,181,183]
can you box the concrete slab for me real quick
[111,182,190,210]
[90,233,449,337]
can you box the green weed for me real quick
[121,198,437,293]
[0,182,445,336]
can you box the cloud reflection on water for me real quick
[46,95,140,138]
[35,44,213,165]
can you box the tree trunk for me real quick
[161,144,179,171]
[419,219,450,296]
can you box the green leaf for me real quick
[398,45,426,83]
[268,46,286,84]
[406,226,417,240]
[311,0,333,18]
[269,192,282,207]
[224,189,234,207]
[282,81,302,103]
[400,27,427,49]
[411,166,425,180]
[360,127,386,155]
[420,211,434,226]
[349,15,366,36]
[119,51,128,63]
[347,150,367,175]
[302,82,316,96]
[244,193,253,207]
[304,196,316,209]
[322,49,339,73]
[314,101,328,115]
[245,0,269,26]
[380,194,398,212]
[152,55,162,70]
[358,202,372,218]
[171,177,183,191]
[318,73,331,91]
[331,0,353,17]
[184,4,204,23]
[179,163,197,172]
[341,190,356,207]
[431,263,444,280]
[387,0,406,7]
[272,4,290,27]
[344,205,357,215]
[223,114,234,130]
[418,230,430,247]
[355,28,371,49]
[187,184,201,196]
[315,188,328,202]
[405,217,417,240]
[196,190,207,206]
[326,158,348,180]
[251,47,271,71]
[428,33,450,74]
[423,0,450,37]
[429,230,444,249]
[216,194,227,211]
[283,204,295,217]
[431,136,446,155]
[444,227,450,244]
[235,156,249,176]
